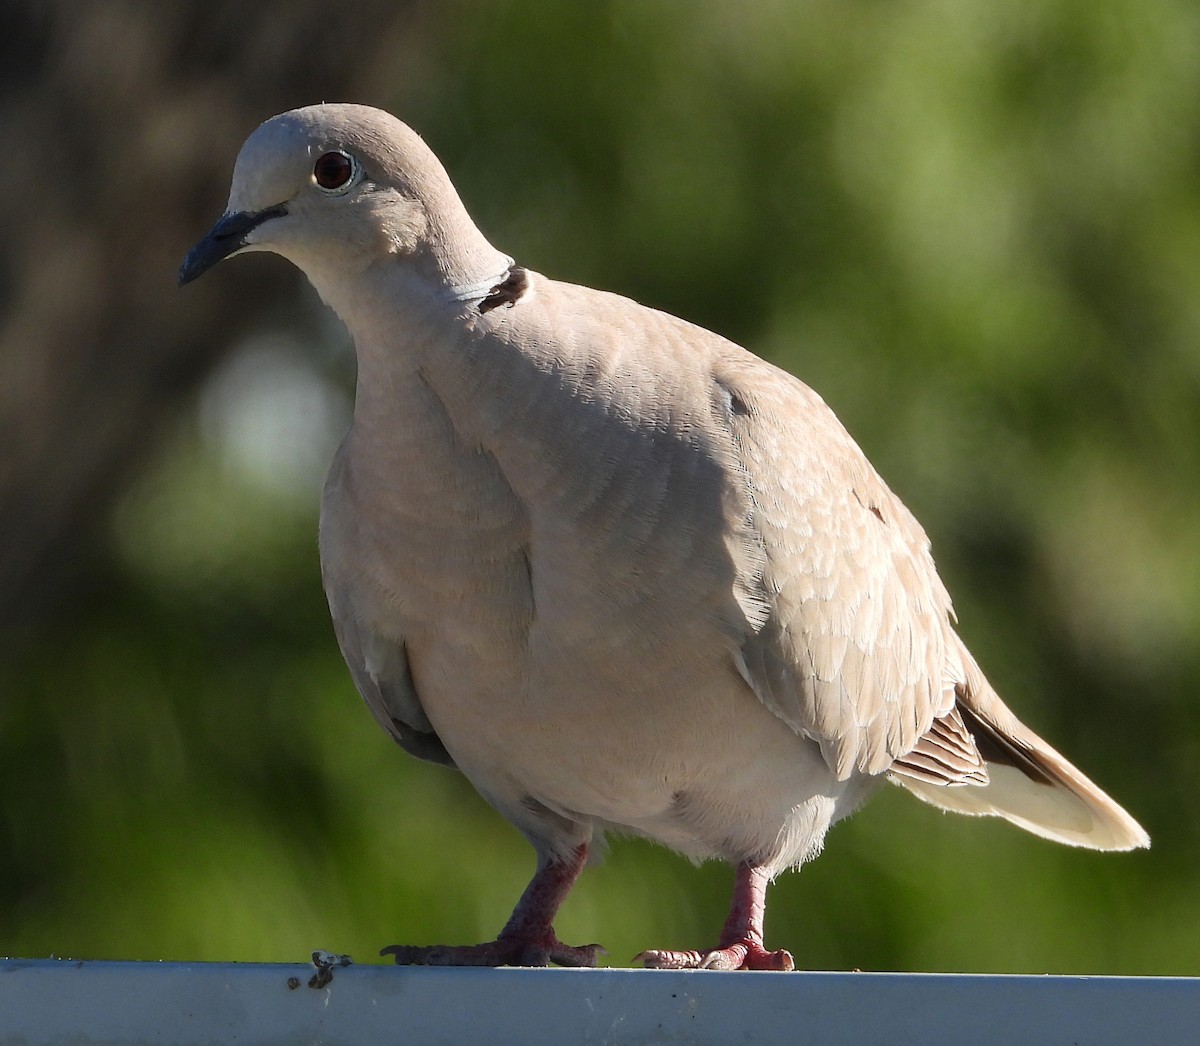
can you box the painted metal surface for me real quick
[0,959,1196,1045]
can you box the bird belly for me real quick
[412,625,877,872]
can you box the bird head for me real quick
[179,104,510,308]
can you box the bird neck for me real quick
[305,248,506,353]
[427,213,514,309]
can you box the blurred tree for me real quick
[0,0,440,628]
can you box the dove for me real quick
[179,104,1148,971]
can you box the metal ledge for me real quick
[1,959,1197,1045]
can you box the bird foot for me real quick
[635,940,795,971]
[381,933,604,968]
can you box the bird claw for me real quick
[636,942,794,971]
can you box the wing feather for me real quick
[713,351,958,778]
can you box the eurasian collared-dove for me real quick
[180,104,1149,971]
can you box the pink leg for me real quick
[636,862,795,971]
[381,843,603,967]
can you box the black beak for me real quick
[177,205,287,286]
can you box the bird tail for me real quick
[889,662,1149,852]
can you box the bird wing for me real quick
[706,345,1146,850]
[474,282,966,783]
[319,439,456,770]
[712,349,965,779]
[326,600,457,769]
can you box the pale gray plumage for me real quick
[180,104,1148,969]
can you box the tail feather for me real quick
[890,660,1149,852]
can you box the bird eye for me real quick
[313,151,359,193]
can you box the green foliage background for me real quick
[4,1,1198,973]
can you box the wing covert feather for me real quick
[715,352,960,778]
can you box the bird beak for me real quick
[178,204,287,286]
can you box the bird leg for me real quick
[380,843,603,967]
[636,862,795,971]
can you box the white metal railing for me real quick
[0,958,1196,1045]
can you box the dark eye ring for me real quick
[313,151,359,193]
